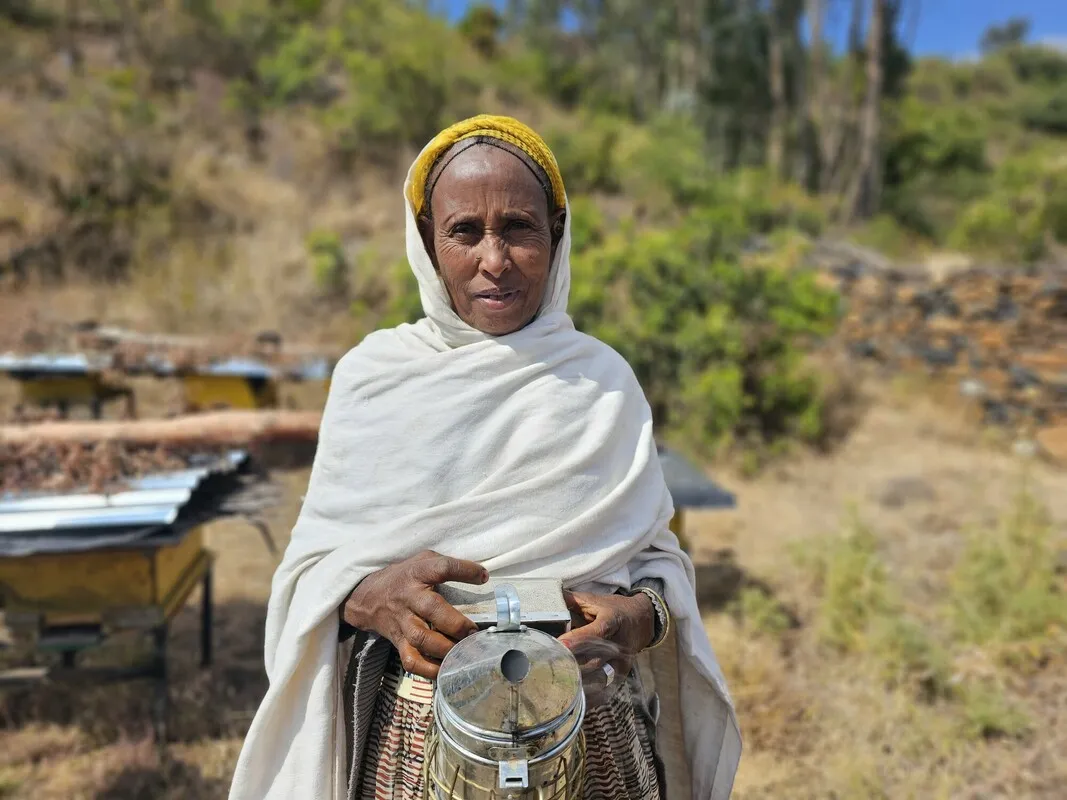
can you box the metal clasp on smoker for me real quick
[493,583,522,632]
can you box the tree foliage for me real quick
[2,0,1066,454]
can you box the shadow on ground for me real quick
[93,756,229,800]
[694,549,801,629]
[0,598,268,744]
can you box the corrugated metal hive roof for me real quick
[0,353,105,375]
[0,450,250,556]
[1,350,334,382]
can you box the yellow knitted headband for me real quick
[408,114,567,216]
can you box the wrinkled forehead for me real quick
[424,138,554,217]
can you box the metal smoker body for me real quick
[426,584,586,799]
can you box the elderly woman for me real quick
[229,116,740,800]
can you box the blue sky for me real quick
[440,0,1067,60]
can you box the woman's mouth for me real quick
[472,289,519,310]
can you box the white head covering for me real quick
[402,145,572,349]
[227,137,740,800]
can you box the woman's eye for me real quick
[506,220,531,231]
[451,224,478,237]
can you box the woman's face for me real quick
[421,145,565,336]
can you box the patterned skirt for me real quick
[357,652,662,800]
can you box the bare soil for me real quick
[0,381,1064,799]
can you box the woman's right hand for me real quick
[341,550,488,679]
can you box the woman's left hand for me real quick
[557,590,655,702]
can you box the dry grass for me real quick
[1,383,1065,798]
[1,63,408,351]
[695,397,1067,799]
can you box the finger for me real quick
[563,590,594,613]
[413,591,478,641]
[574,654,607,673]
[413,554,489,587]
[396,640,440,680]
[563,590,598,628]
[401,617,456,662]
[567,636,621,672]
[558,613,616,650]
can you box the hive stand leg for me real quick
[152,625,169,746]
[201,565,214,669]
[669,510,691,554]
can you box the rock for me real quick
[823,258,1067,449]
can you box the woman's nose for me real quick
[476,236,508,277]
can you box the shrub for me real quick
[305,229,347,297]
[948,152,1067,262]
[1021,84,1067,135]
[959,681,1030,740]
[613,114,716,212]
[950,489,1067,654]
[731,586,793,639]
[565,195,606,256]
[569,205,839,455]
[542,113,625,195]
[794,511,952,697]
[804,512,893,653]
[1006,44,1067,85]
[724,168,827,237]
[869,615,952,698]
[881,96,991,240]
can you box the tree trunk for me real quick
[767,0,787,178]
[806,0,834,190]
[674,0,702,106]
[844,0,885,221]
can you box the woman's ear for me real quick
[550,209,566,247]
[416,212,439,272]
[549,209,566,264]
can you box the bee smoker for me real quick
[425,582,586,799]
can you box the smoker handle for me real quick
[494,584,522,631]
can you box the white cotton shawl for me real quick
[228,149,741,800]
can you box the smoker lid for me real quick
[435,585,582,737]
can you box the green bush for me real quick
[457,4,504,59]
[613,114,717,213]
[542,113,625,195]
[790,511,953,698]
[805,513,893,653]
[569,204,838,454]
[950,489,1067,653]
[1006,44,1067,85]
[255,22,334,107]
[320,4,484,163]
[959,681,1030,740]
[565,195,606,255]
[731,586,793,639]
[724,168,827,237]
[306,229,348,296]
[1022,84,1067,135]
[882,96,991,239]
[948,152,1067,262]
